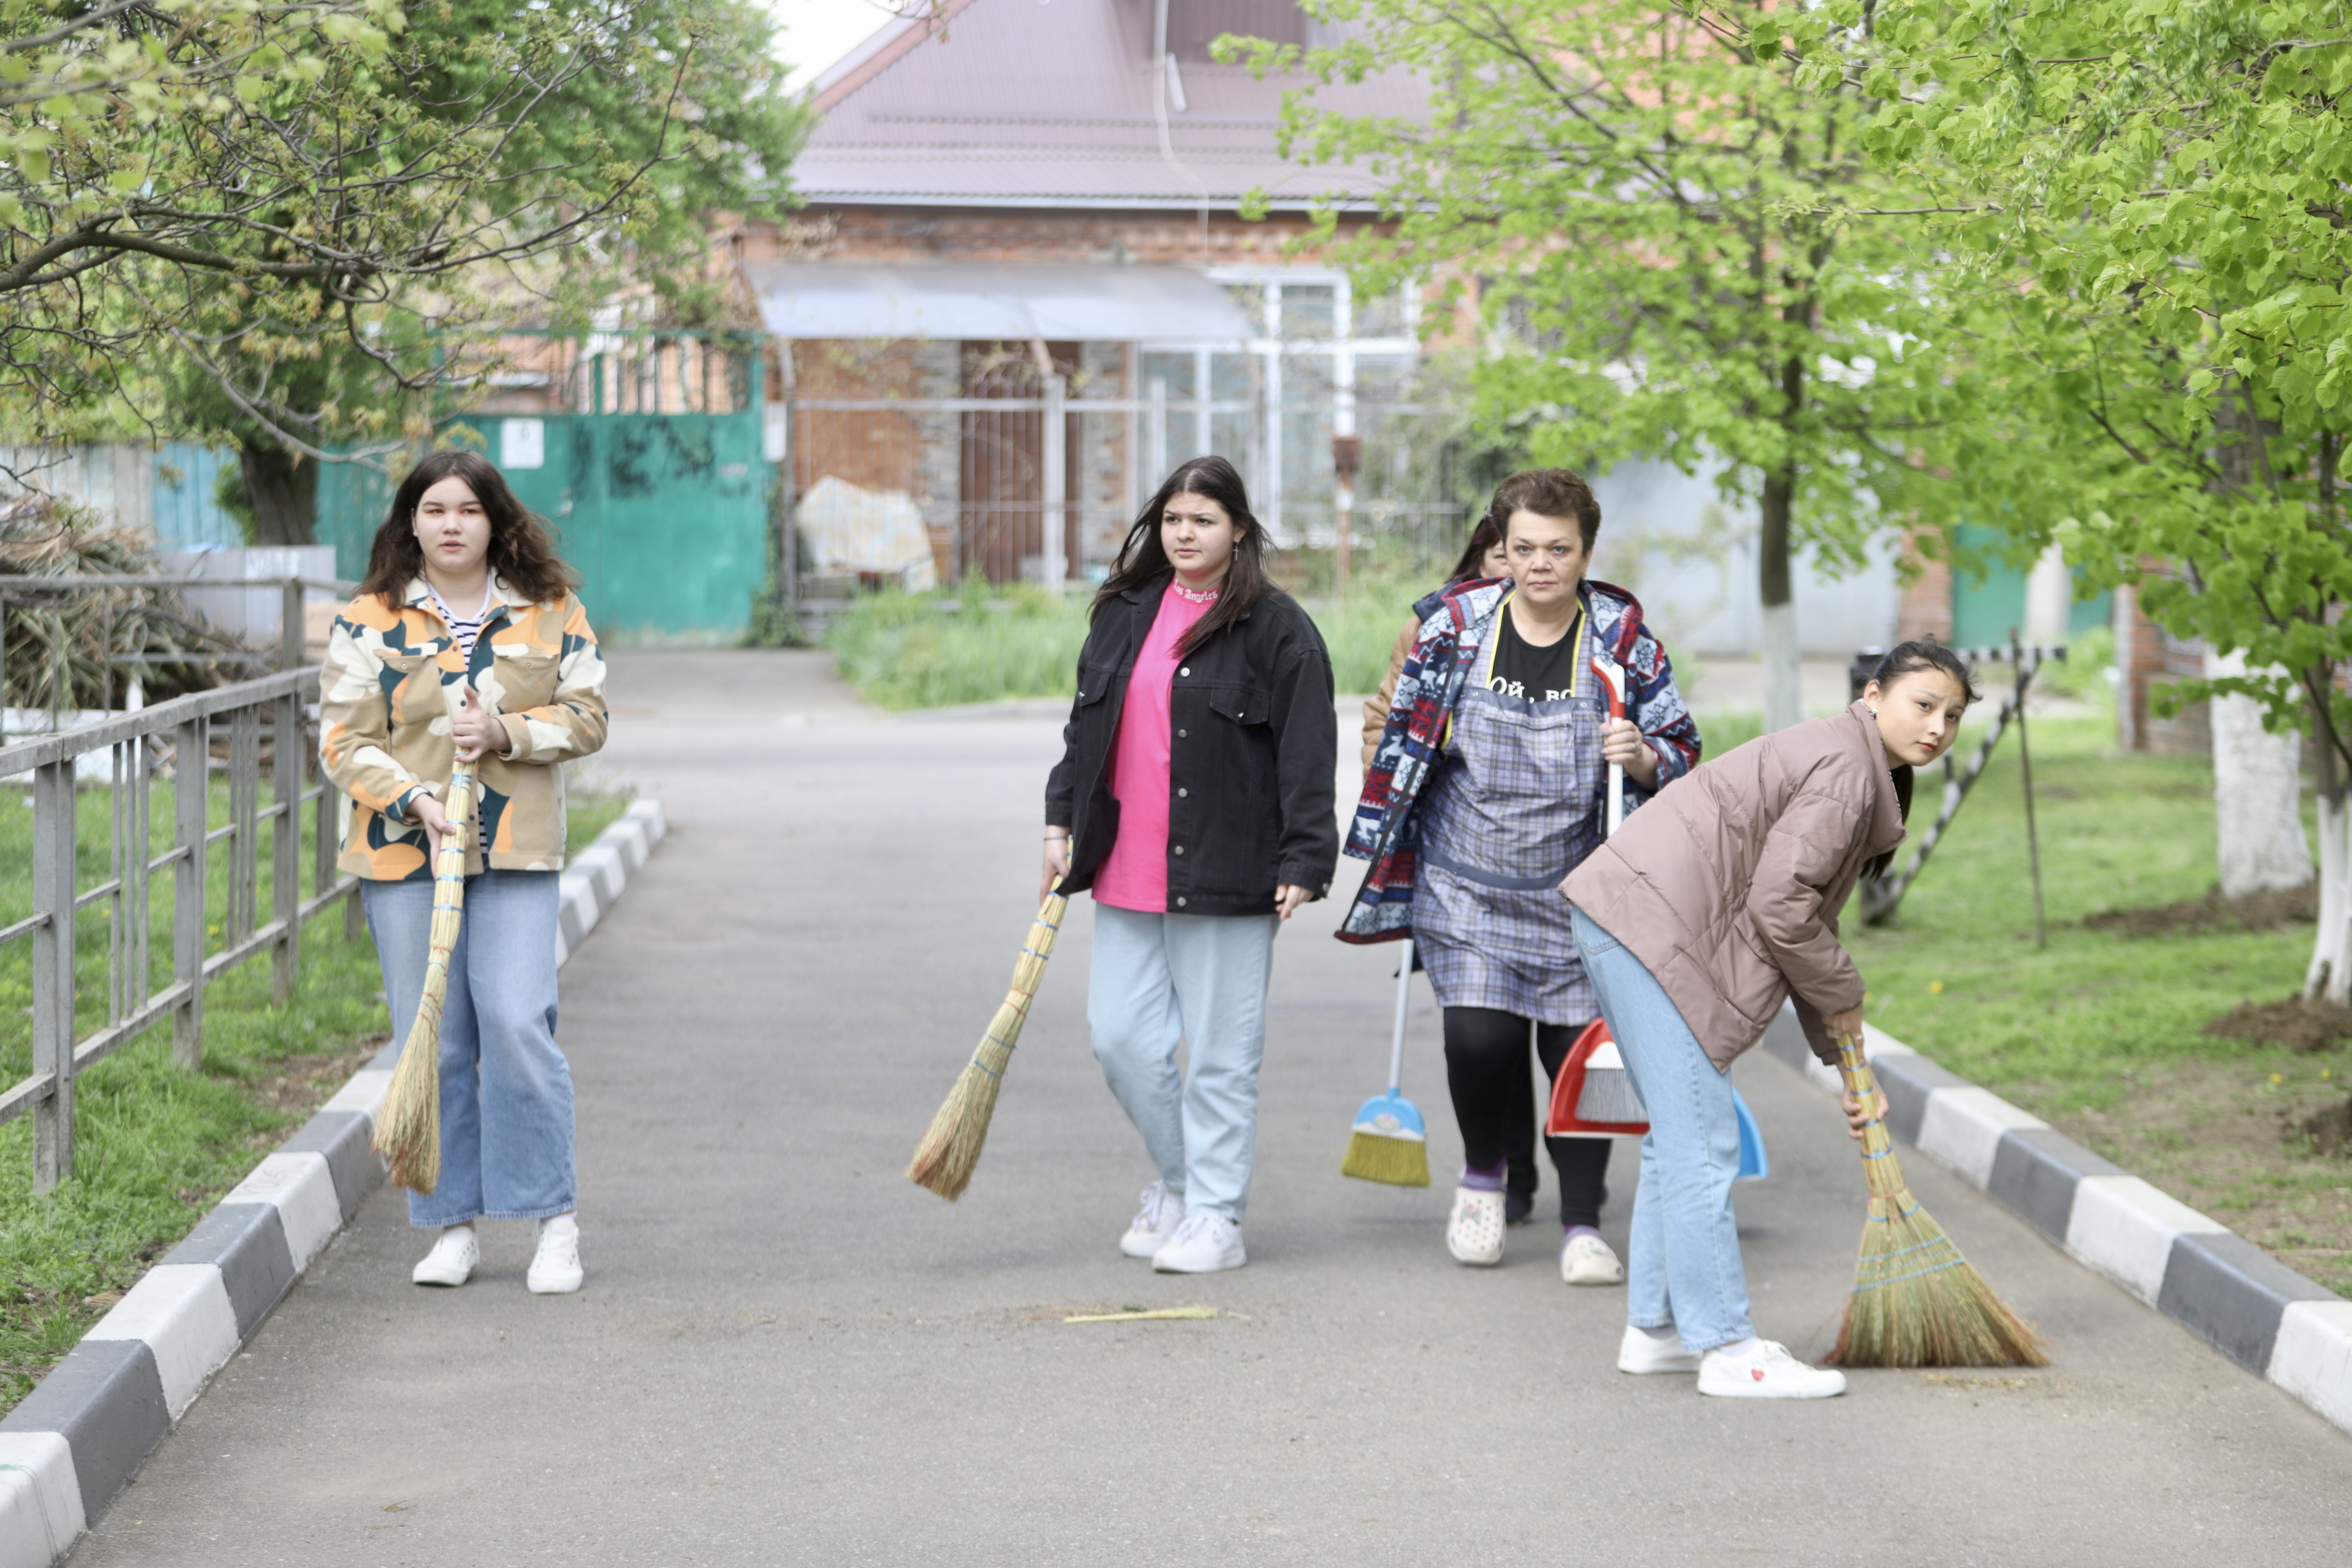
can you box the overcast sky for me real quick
[764,0,902,93]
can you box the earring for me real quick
[1867,706,1879,718]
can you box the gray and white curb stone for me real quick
[1759,1004,2352,1439]
[0,799,667,1566]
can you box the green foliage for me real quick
[1308,568,1427,695]
[1867,0,2352,769]
[1855,716,2308,1104]
[0,782,389,1416]
[1,0,809,459]
[827,586,1092,710]
[1239,1,1963,601]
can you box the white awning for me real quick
[741,261,1253,342]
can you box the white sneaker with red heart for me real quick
[1697,1339,1846,1399]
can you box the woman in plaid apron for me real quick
[1342,470,1699,1283]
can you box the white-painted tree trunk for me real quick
[2207,649,2314,900]
[1762,600,1803,732]
[2023,544,2071,647]
[2308,795,2352,1003]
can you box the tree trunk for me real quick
[2309,790,2351,1005]
[2308,688,2350,1003]
[237,440,318,547]
[1758,461,1801,732]
[2206,648,2313,900]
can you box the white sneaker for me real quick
[412,1226,478,1287]
[1119,1180,1186,1259]
[1446,1187,1505,1266]
[1561,1232,1626,1286]
[1617,1324,1702,1374]
[1152,1213,1245,1273]
[527,1214,583,1295]
[1697,1340,1847,1399]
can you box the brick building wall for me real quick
[2115,578,2210,757]
[735,208,1363,270]
[1896,532,1954,644]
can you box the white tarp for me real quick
[745,261,1254,342]
[795,476,937,591]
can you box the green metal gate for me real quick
[317,337,772,642]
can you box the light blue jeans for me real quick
[1572,906,1755,1353]
[1088,903,1278,1222]
[364,870,575,1229]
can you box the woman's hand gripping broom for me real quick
[907,885,1070,1200]
[371,759,478,1195]
[1829,1034,2046,1367]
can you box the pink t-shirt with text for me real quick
[1092,580,1218,912]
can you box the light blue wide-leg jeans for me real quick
[364,870,574,1228]
[1571,906,1755,1353]
[1087,903,1278,1221]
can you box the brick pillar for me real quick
[1896,531,1954,643]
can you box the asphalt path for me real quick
[69,650,2352,1566]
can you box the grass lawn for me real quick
[0,768,637,1418]
[1841,711,2352,1296]
[824,569,1436,711]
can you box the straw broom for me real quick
[1830,1034,2047,1367]
[371,760,478,1195]
[907,885,1069,1200]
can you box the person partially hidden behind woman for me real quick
[1044,456,1338,1274]
[1343,469,1700,1285]
[321,449,608,1294]
[1564,641,1976,1397]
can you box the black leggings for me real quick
[1442,1006,1611,1229]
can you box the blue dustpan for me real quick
[1732,1087,1769,1182]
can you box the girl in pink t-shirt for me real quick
[1041,457,1338,1276]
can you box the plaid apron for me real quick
[1416,599,1605,1026]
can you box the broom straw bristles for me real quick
[1340,1130,1430,1188]
[908,891,1069,1200]
[1830,1037,2047,1368]
[372,763,476,1196]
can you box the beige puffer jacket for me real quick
[1563,701,1906,1069]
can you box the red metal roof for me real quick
[796,0,1425,210]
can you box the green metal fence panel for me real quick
[1949,523,2111,648]
[318,406,770,641]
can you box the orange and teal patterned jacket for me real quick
[319,575,609,882]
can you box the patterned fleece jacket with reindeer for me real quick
[320,576,608,882]
[1338,576,1699,943]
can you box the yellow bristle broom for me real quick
[1830,1034,2047,1367]
[908,884,1069,1200]
[371,759,478,1194]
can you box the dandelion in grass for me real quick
[1929,980,1945,995]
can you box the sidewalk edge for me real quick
[1757,1006,2352,1438]
[0,799,670,1559]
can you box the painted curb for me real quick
[0,799,668,1561]
[1758,1004,2352,1439]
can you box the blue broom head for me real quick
[1343,1089,1430,1185]
[1351,1090,1426,1141]
[1733,1088,1769,1182]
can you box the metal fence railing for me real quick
[0,577,359,1191]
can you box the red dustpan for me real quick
[1547,1019,1649,1137]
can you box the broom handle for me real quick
[1833,1032,1905,1199]
[1387,937,1414,1095]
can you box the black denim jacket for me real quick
[1044,574,1338,916]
